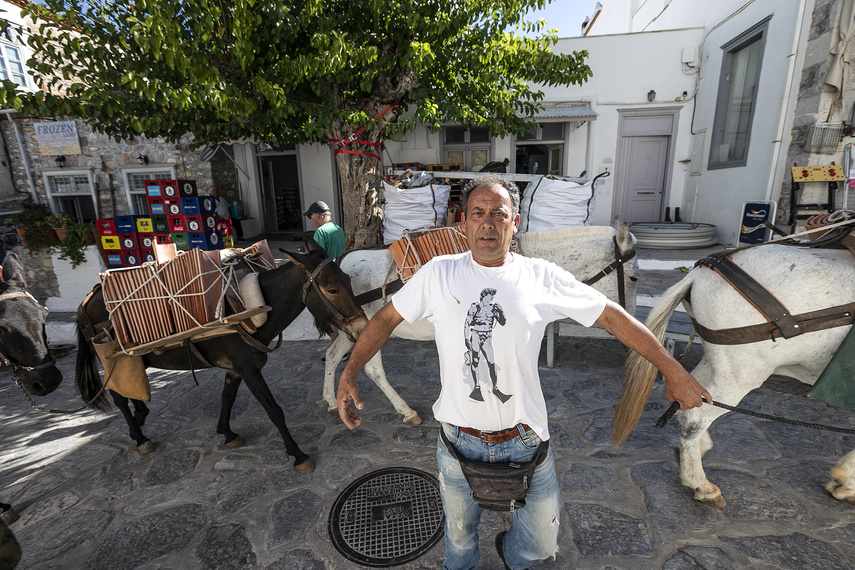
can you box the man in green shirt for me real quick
[303,200,346,261]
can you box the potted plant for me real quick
[48,211,74,241]
[10,200,56,253]
[54,220,95,268]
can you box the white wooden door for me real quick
[624,136,668,222]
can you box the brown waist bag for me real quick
[440,428,549,512]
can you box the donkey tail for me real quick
[612,276,693,445]
[75,323,111,411]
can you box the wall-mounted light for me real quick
[54,155,66,168]
[647,90,656,102]
[137,153,149,165]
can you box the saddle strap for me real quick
[352,278,405,306]
[78,284,113,343]
[583,239,636,310]
[232,324,283,353]
[690,301,855,345]
[696,252,803,339]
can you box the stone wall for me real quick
[7,245,59,302]
[0,117,219,221]
[780,0,854,226]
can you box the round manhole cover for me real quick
[328,467,444,567]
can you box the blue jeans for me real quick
[437,422,560,570]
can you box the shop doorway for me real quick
[258,154,302,233]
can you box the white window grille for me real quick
[123,168,175,214]
[43,170,97,223]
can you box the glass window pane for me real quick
[541,123,564,140]
[445,127,465,144]
[518,128,537,141]
[709,21,767,169]
[469,127,490,142]
[446,150,464,164]
[471,150,489,171]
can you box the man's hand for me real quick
[663,368,712,410]
[337,374,364,429]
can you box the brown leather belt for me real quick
[451,423,531,443]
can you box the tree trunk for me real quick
[328,123,385,249]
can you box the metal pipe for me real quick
[1,109,38,203]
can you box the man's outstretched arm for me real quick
[595,301,712,409]
[337,301,405,429]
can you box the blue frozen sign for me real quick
[34,120,81,155]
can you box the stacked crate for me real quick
[96,179,228,268]
[428,163,465,202]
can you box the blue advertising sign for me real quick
[739,201,776,244]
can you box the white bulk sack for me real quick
[382,181,451,244]
[519,177,596,234]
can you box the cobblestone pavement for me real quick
[3,335,855,569]
[3,242,855,569]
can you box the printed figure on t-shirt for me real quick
[464,288,511,403]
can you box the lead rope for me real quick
[657,398,855,435]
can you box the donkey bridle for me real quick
[300,258,365,338]
[0,291,56,380]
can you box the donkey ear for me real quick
[304,237,324,254]
[1,253,27,290]
[279,248,311,271]
[616,222,636,255]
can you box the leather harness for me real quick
[691,249,855,345]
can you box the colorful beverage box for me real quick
[147,196,166,215]
[168,215,189,233]
[144,180,164,197]
[140,249,156,263]
[164,198,182,216]
[161,180,180,198]
[100,235,121,250]
[95,219,118,236]
[104,251,123,267]
[137,233,155,249]
[118,233,138,249]
[114,215,138,234]
[222,234,235,248]
[135,217,153,233]
[185,214,218,232]
[122,248,142,266]
[153,233,171,246]
[151,215,169,233]
[178,180,198,197]
[188,230,222,250]
[180,196,216,215]
[170,232,190,250]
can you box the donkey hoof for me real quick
[0,506,19,525]
[699,495,726,508]
[137,440,155,454]
[327,406,339,415]
[404,414,423,426]
[295,458,315,474]
[226,436,246,449]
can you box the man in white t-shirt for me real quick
[336,174,711,570]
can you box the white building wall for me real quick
[298,143,340,230]
[549,28,703,225]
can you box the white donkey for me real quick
[613,243,855,506]
[323,224,638,425]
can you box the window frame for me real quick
[708,18,770,170]
[441,126,493,171]
[0,26,29,88]
[514,121,567,176]
[122,166,177,215]
[42,168,98,223]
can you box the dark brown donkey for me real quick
[74,241,367,473]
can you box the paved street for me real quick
[2,243,855,569]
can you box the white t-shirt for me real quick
[392,252,607,440]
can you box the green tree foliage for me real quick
[8,0,591,246]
